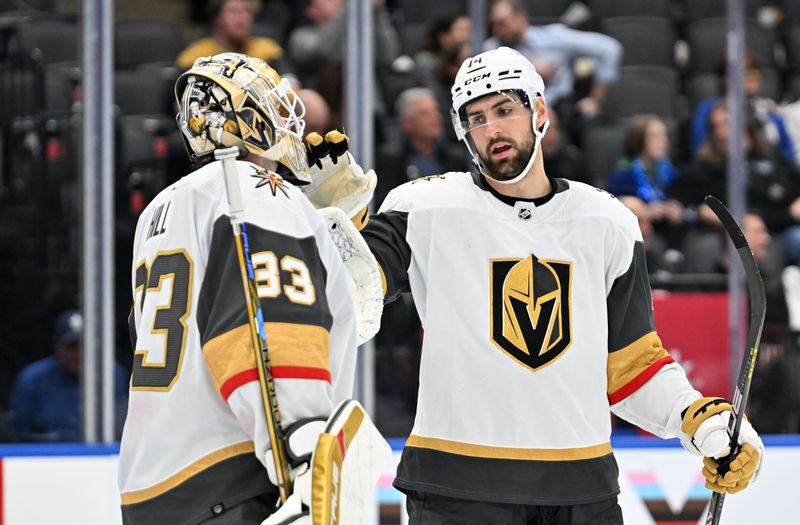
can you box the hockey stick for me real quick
[215,147,293,503]
[703,196,766,525]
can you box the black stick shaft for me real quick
[703,196,766,525]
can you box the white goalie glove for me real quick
[318,207,383,344]
[262,419,326,525]
[303,131,377,228]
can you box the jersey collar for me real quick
[472,172,568,207]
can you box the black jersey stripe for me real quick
[197,216,333,346]
[121,447,275,524]
[361,210,412,303]
[394,445,620,506]
[607,241,655,354]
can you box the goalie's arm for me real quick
[196,215,339,469]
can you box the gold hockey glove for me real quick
[679,397,764,494]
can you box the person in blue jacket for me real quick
[606,114,687,249]
[6,309,128,441]
[690,50,795,164]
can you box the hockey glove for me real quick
[303,131,377,229]
[679,397,764,494]
[318,206,383,343]
[263,418,325,525]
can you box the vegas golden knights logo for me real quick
[489,255,572,371]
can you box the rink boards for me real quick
[0,436,797,525]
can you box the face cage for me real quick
[243,76,310,182]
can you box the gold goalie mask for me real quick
[175,52,310,182]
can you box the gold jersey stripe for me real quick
[204,322,330,393]
[120,441,254,505]
[607,331,670,395]
[377,263,388,296]
[351,205,370,230]
[406,435,612,461]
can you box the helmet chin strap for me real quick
[483,116,550,185]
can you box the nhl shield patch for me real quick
[489,255,572,371]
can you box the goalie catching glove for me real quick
[303,131,377,229]
[679,397,764,494]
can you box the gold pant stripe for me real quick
[204,322,330,393]
[406,435,612,461]
[607,331,670,395]
[120,441,255,505]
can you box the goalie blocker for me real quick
[264,400,391,525]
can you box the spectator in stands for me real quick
[690,50,796,164]
[618,195,671,275]
[375,87,469,206]
[297,88,331,135]
[6,309,128,442]
[415,11,471,91]
[176,0,284,71]
[287,0,400,90]
[540,104,588,184]
[483,0,622,125]
[679,103,800,268]
[607,115,686,248]
[740,213,800,434]
[430,42,473,145]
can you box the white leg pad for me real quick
[310,400,392,525]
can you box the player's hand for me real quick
[261,470,312,524]
[679,397,764,494]
[303,131,377,228]
[262,419,324,524]
[265,419,324,487]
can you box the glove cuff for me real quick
[680,397,732,436]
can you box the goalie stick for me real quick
[703,195,766,525]
[215,147,293,503]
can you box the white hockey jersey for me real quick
[118,160,358,524]
[362,172,700,505]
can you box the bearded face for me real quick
[478,129,535,182]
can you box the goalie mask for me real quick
[175,52,310,182]
[451,47,549,185]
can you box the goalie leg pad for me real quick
[310,400,392,525]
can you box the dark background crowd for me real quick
[2,0,800,442]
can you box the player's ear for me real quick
[535,97,548,128]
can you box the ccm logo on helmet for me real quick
[464,72,491,85]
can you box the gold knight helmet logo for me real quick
[489,255,572,371]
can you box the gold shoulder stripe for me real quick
[406,435,612,461]
[120,441,254,505]
[607,331,670,395]
[204,322,330,393]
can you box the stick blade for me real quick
[704,195,747,249]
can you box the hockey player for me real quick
[118,53,368,524]
[301,47,765,523]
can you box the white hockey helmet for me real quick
[451,47,549,184]
[175,52,310,182]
